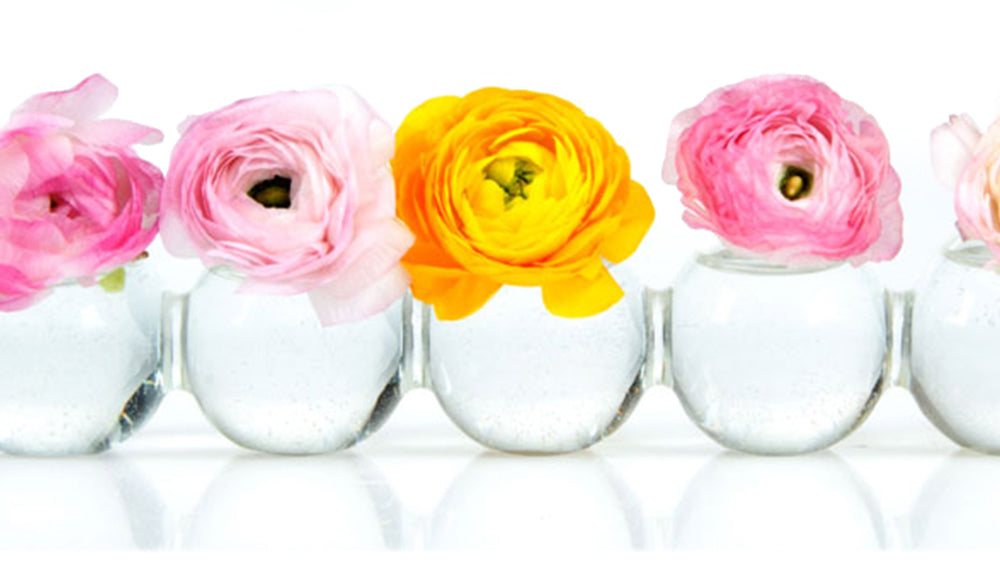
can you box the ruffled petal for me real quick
[931,114,982,189]
[308,264,410,326]
[413,271,501,320]
[14,74,117,123]
[663,105,706,184]
[600,181,654,264]
[73,119,163,147]
[541,265,623,318]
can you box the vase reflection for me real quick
[185,453,402,549]
[428,452,647,549]
[910,451,1000,549]
[0,455,165,549]
[670,451,884,549]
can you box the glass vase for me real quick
[910,241,1000,453]
[182,269,403,454]
[670,250,888,454]
[424,265,647,453]
[0,261,164,455]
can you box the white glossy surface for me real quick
[0,384,986,551]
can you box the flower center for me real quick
[47,193,80,219]
[778,166,813,201]
[484,157,542,209]
[247,175,292,208]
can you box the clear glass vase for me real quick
[424,265,647,453]
[182,269,403,454]
[910,241,1000,453]
[670,250,888,454]
[0,261,164,455]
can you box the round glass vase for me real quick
[0,261,164,456]
[183,269,403,455]
[910,240,1000,453]
[425,265,647,454]
[670,250,888,455]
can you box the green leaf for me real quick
[98,267,126,293]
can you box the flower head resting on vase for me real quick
[931,112,1000,262]
[0,74,164,311]
[160,87,415,326]
[662,75,903,267]
[392,87,654,320]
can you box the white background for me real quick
[3,0,1000,564]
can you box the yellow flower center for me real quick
[484,157,542,209]
[248,175,292,208]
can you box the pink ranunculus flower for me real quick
[930,113,1000,257]
[0,74,164,311]
[161,87,415,325]
[663,75,903,266]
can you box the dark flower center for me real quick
[778,166,813,201]
[247,175,292,208]
[48,193,80,219]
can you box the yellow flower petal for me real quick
[601,181,655,264]
[427,274,502,320]
[541,266,623,318]
[393,88,652,320]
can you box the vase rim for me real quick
[694,248,843,275]
[48,254,151,290]
[206,264,246,282]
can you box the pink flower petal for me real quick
[0,76,163,311]
[665,75,902,265]
[0,142,29,205]
[14,74,118,123]
[662,106,703,185]
[73,119,164,147]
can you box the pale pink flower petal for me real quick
[940,114,1000,260]
[308,264,410,326]
[163,87,414,325]
[662,106,702,184]
[14,74,118,123]
[74,119,164,147]
[931,113,982,190]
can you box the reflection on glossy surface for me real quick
[428,452,646,549]
[671,452,884,549]
[185,454,402,549]
[910,452,1000,549]
[0,456,164,549]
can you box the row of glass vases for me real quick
[1,241,996,456]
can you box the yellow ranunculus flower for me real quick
[393,88,654,320]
